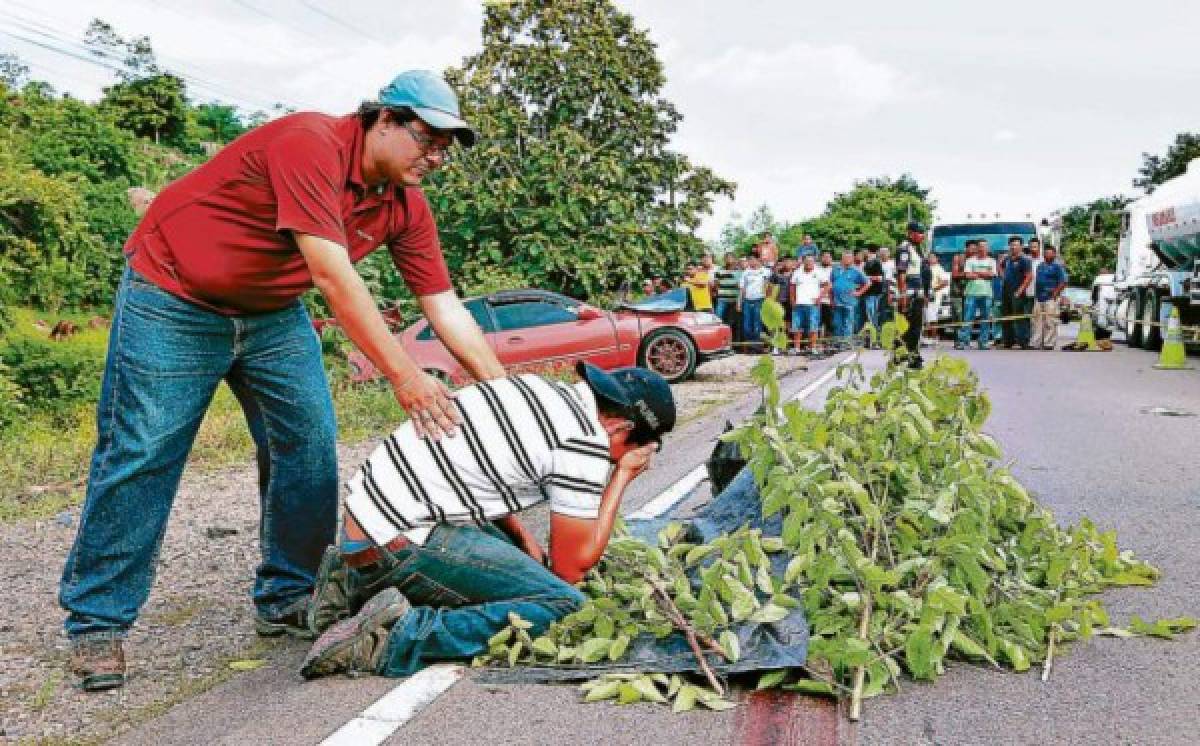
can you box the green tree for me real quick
[100,73,190,145]
[425,0,735,300]
[190,102,247,144]
[1134,132,1200,193]
[1059,195,1130,287]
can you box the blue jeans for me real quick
[832,304,856,343]
[791,304,820,335]
[376,524,585,678]
[863,295,883,334]
[741,299,763,345]
[958,295,993,348]
[60,268,338,638]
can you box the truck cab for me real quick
[928,217,1046,327]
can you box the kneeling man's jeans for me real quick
[60,267,337,639]
[376,524,585,678]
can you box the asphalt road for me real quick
[119,339,1200,746]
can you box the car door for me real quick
[491,298,620,373]
[409,298,498,381]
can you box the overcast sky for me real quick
[3,0,1198,242]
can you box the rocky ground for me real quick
[0,354,804,745]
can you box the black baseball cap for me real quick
[907,221,926,233]
[577,363,676,444]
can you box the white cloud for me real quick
[994,129,1018,142]
[685,42,915,116]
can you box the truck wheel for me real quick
[638,328,697,383]
[1142,293,1163,351]
[1124,292,1144,348]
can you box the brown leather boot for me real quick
[70,635,126,691]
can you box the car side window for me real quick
[417,298,495,340]
[492,301,577,331]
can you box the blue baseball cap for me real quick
[377,70,476,147]
[577,363,676,444]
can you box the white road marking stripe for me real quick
[320,664,464,746]
[628,464,707,520]
[787,354,849,403]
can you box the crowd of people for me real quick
[656,225,1070,363]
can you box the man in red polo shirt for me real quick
[60,70,506,691]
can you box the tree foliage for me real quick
[1058,195,1130,288]
[1134,132,1200,193]
[0,76,203,311]
[425,0,735,300]
[718,175,935,258]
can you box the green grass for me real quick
[29,670,64,712]
[0,308,407,524]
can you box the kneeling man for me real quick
[301,363,674,679]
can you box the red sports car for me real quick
[337,288,732,385]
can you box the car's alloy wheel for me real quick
[638,329,697,383]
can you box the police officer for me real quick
[895,221,933,369]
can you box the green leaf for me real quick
[507,641,524,667]
[580,638,612,663]
[749,604,790,624]
[905,625,937,680]
[756,669,789,690]
[784,679,835,696]
[632,676,667,703]
[609,634,631,661]
[531,637,558,657]
[673,685,698,713]
[1128,616,1199,639]
[584,680,621,702]
[507,612,533,630]
[617,682,643,705]
[720,630,741,663]
[227,659,266,672]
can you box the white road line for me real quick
[321,353,854,745]
[628,464,707,520]
[320,664,463,746]
[787,353,850,404]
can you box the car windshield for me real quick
[624,288,689,312]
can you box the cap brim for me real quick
[411,106,476,147]
[576,362,632,409]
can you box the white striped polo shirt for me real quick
[344,374,614,546]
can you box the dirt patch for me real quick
[0,356,777,744]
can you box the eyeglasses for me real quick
[401,120,453,163]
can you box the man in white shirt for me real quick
[737,254,772,351]
[790,254,826,354]
[1025,238,1043,301]
[300,363,674,680]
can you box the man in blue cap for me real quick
[62,70,506,691]
[298,363,675,680]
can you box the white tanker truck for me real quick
[1091,158,1200,350]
